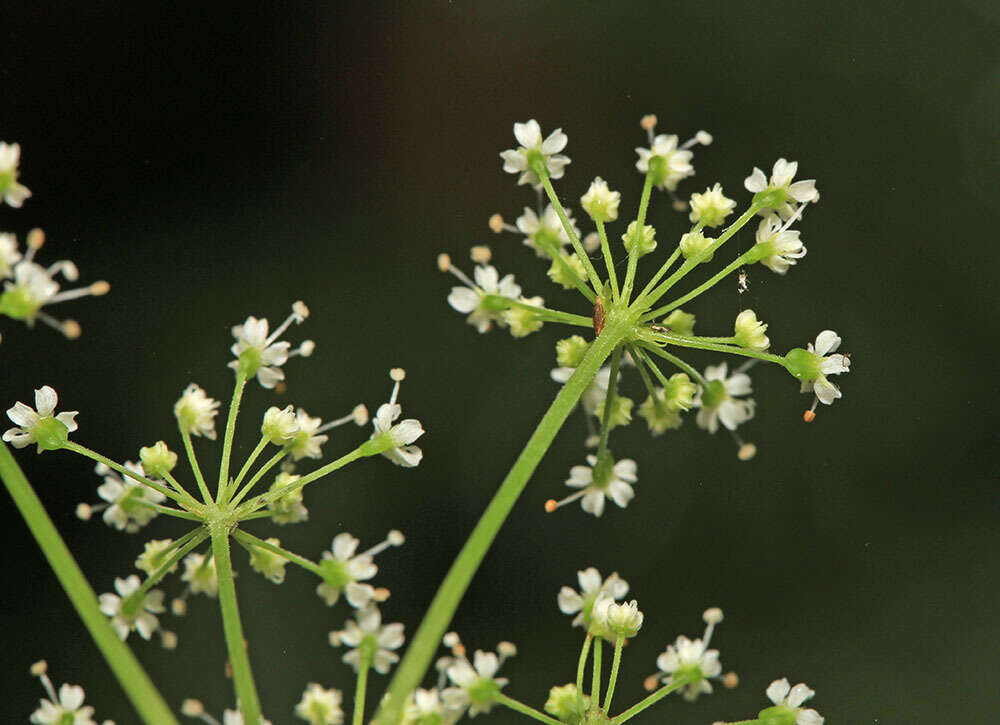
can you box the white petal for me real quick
[797,708,825,725]
[448,287,480,314]
[744,168,767,192]
[558,587,583,614]
[7,401,39,427]
[581,490,605,517]
[473,651,499,679]
[332,532,359,560]
[607,480,634,508]
[813,330,841,356]
[34,386,58,417]
[787,683,815,708]
[514,120,541,149]
[577,567,602,593]
[473,265,499,293]
[58,684,85,710]
[813,377,841,405]
[541,128,568,154]
[725,373,753,397]
[766,678,791,705]
[566,465,593,487]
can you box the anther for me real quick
[181,699,205,717]
[737,442,757,461]
[30,660,48,676]
[488,213,505,234]
[352,404,369,426]
[296,340,316,357]
[89,280,110,296]
[172,597,188,616]
[544,499,558,513]
[437,253,452,272]
[75,503,93,520]
[373,587,391,602]
[640,114,658,134]
[387,530,405,546]
[62,320,82,339]
[390,367,406,382]
[292,300,310,321]
[161,630,178,650]
[27,228,45,249]
[803,397,819,422]
[470,245,492,264]
[643,674,660,692]
[722,671,739,689]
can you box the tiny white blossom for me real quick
[267,472,309,524]
[734,309,770,351]
[754,214,807,274]
[95,461,165,533]
[580,177,621,223]
[592,595,644,638]
[403,688,462,725]
[563,455,637,517]
[688,183,736,228]
[446,649,510,717]
[0,141,31,207]
[694,363,755,433]
[371,370,424,467]
[294,683,344,725]
[229,304,308,388]
[223,709,272,725]
[635,134,694,191]
[181,552,219,597]
[261,405,300,445]
[765,678,825,725]
[98,575,165,641]
[515,204,578,257]
[316,532,379,607]
[499,120,570,188]
[744,158,818,219]
[135,539,180,576]
[174,383,220,439]
[4,385,79,451]
[656,635,722,700]
[333,604,405,675]
[447,264,522,334]
[799,330,851,405]
[29,682,97,725]
[248,537,288,584]
[285,409,328,460]
[558,567,629,629]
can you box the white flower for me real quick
[557,567,629,629]
[592,595,644,638]
[98,575,166,640]
[403,688,462,725]
[223,709,272,725]
[754,214,807,274]
[0,232,22,278]
[765,678,824,725]
[515,204,578,257]
[499,120,570,188]
[174,383,220,439]
[734,309,770,351]
[3,385,78,451]
[267,472,309,524]
[0,141,32,207]
[656,635,722,700]
[181,552,219,597]
[563,455,637,517]
[135,539,180,576]
[635,134,694,191]
[744,158,818,219]
[229,305,308,387]
[294,683,344,725]
[334,604,405,675]
[29,683,96,725]
[316,532,379,607]
[580,177,621,222]
[446,650,510,716]
[371,369,424,467]
[248,537,288,584]
[688,183,736,228]
[95,461,165,533]
[261,405,300,445]
[285,409,329,460]
[551,366,611,417]
[797,330,851,405]
[694,363,755,433]
[447,264,522,333]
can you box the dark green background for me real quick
[2,2,998,722]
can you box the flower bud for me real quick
[556,335,589,368]
[679,230,714,262]
[545,684,589,723]
[262,405,299,445]
[622,221,657,257]
[139,441,177,478]
[734,310,770,351]
[581,177,621,222]
[662,309,696,336]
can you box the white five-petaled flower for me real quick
[580,177,621,223]
[754,213,807,274]
[371,369,424,467]
[734,309,770,351]
[98,575,166,641]
[3,385,78,451]
[765,678,825,725]
[515,204,579,257]
[181,552,219,597]
[29,682,97,725]
[0,141,32,207]
[558,567,630,630]
[562,455,637,517]
[174,383,220,439]
[744,158,818,220]
[261,405,300,445]
[446,649,510,717]
[332,604,406,675]
[285,409,328,460]
[447,264,522,334]
[656,634,722,700]
[229,304,309,388]
[635,134,694,191]
[499,120,570,188]
[294,683,345,725]
[95,461,165,533]
[315,532,379,607]
[694,363,756,434]
[799,330,851,405]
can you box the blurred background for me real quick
[2,2,998,722]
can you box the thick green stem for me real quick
[493,693,563,725]
[0,442,179,724]
[609,674,696,724]
[211,529,262,724]
[603,637,625,713]
[217,372,248,503]
[375,315,631,724]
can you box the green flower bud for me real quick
[249,537,288,584]
[544,684,589,724]
[580,177,621,223]
[662,309,696,336]
[734,310,770,351]
[679,230,714,262]
[556,335,589,368]
[622,221,657,257]
[638,393,683,435]
[756,706,798,725]
[139,441,177,478]
[503,296,544,338]
[594,395,633,430]
[547,252,587,289]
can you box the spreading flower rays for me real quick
[436,115,851,521]
[4,301,426,725]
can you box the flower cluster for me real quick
[28,660,114,725]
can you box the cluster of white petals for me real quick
[694,363,755,433]
[563,455,637,517]
[0,141,31,207]
[558,567,630,629]
[635,134,694,191]
[294,683,344,725]
[745,158,818,219]
[803,330,851,405]
[3,385,78,451]
[331,604,405,674]
[754,214,807,274]
[447,264,522,334]
[766,678,825,725]
[98,575,165,641]
[499,120,570,188]
[95,461,165,533]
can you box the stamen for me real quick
[437,253,452,272]
[160,629,178,650]
[289,340,315,358]
[36,312,69,335]
[34,664,58,703]
[488,213,505,233]
[440,257,477,289]
[373,587,391,602]
[435,656,453,689]
[702,607,723,646]
[443,631,461,649]
[681,130,713,150]
[470,245,492,264]
[643,673,660,692]
[317,404,368,432]
[388,368,406,405]
[76,502,107,520]
[545,489,587,512]
[61,319,82,339]
[640,114,658,144]
[24,228,44,263]
[360,529,405,559]
[172,596,188,616]
[352,404,369,425]
[730,432,757,461]
[779,202,809,232]
[46,260,79,281]
[497,641,517,665]
[265,302,307,346]
[721,671,739,689]
[48,282,108,305]
[734,358,760,374]
[535,186,544,215]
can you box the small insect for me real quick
[593,296,605,336]
[649,325,671,334]
[737,268,748,295]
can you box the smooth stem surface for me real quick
[645,248,756,320]
[375,317,629,724]
[576,634,593,698]
[621,169,655,302]
[596,220,620,300]
[353,651,372,725]
[64,442,194,509]
[0,442,179,725]
[212,529,262,724]
[232,529,323,576]
[603,637,625,713]
[537,170,604,295]
[609,675,696,724]
[537,238,596,303]
[229,436,269,503]
[180,427,212,503]
[228,449,287,509]
[590,637,603,714]
[217,372,247,503]
[595,346,623,459]
[638,343,709,387]
[493,694,563,725]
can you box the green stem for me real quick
[64,442,197,510]
[576,634,593,701]
[211,528,262,724]
[131,498,203,522]
[644,249,756,320]
[231,529,324,576]
[537,170,604,296]
[228,449,287,509]
[627,345,657,397]
[0,442,179,724]
[639,202,762,308]
[162,469,201,508]
[595,346,624,460]
[500,294,593,327]
[353,648,372,725]
[180,427,212,504]
[590,636,603,714]
[238,446,364,513]
[227,436,269,504]
[637,343,709,388]
[375,315,631,724]
[621,170,655,302]
[643,332,787,367]
[603,637,624,713]
[637,247,681,301]
[596,220,620,301]
[217,372,248,503]
[609,675,697,724]
[493,693,563,725]
[132,528,208,599]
